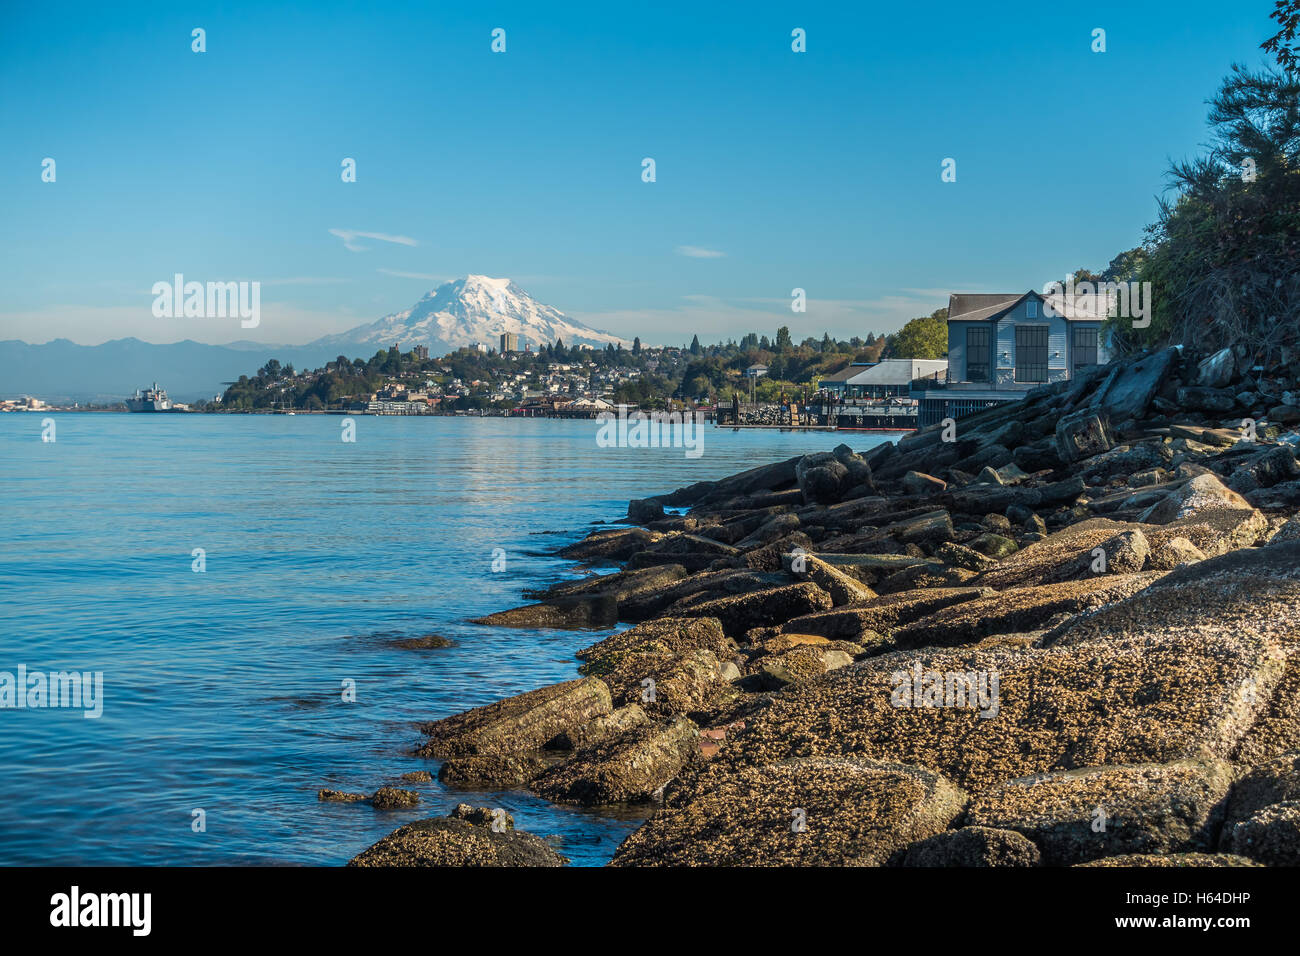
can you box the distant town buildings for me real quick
[0,396,46,411]
[500,332,521,353]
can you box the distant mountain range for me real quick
[0,277,631,403]
[316,275,628,355]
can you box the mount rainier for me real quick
[0,276,632,403]
[312,275,629,354]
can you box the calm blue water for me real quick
[0,414,895,866]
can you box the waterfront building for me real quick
[914,290,1110,427]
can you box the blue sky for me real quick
[0,0,1280,346]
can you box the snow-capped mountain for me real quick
[313,275,629,354]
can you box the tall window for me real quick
[966,326,989,382]
[1015,325,1048,383]
[1026,299,1038,318]
[1072,326,1098,371]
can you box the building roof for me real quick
[948,294,1022,322]
[817,363,871,384]
[948,289,1112,323]
[1041,290,1112,320]
[845,358,948,386]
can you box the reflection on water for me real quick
[0,415,896,865]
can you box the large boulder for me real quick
[370,787,420,810]
[1061,543,1300,768]
[1196,347,1236,389]
[895,573,1162,649]
[1227,445,1300,492]
[348,808,565,867]
[586,647,731,720]
[471,594,618,629]
[547,703,650,751]
[656,455,800,508]
[576,617,736,719]
[875,562,977,595]
[949,478,1084,517]
[617,568,787,621]
[783,553,876,606]
[610,757,966,866]
[901,826,1042,867]
[757,644,857,688]
[675,582,833,637]
[778,587,993,640]
[578,616,732,665]
[1223,752,1300,826]
[902,471,947,496]
[557,527,661,562]
[734,513,801,549]
[832,443,875,490]
[964,759,1235,866]
[1271,514,1300,544]
[1146,536,1206,570]
[1045,540,1300,650]
[791,445,875,504]
[887,510,955,545]
[1177,385,1239,413]
[646,532,741,559]
[627,498,666,524]
[1091,347,1177,422]
[417,677,612,758]
[1221,801,1300,865]
[795,452,852,505]
[693,589,1282,794]
[1081,442,1170,485]
[1155,509,1268,556]
[436,752,550,788]
[974,514,1264,589]
[523,564,687,604]
[531,717,699,804]
[973,523,1152,590]
[1137,473,1254,524]
[934,542,997,572]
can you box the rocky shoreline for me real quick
[349,344,1300,866]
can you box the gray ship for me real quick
[125,383,173,412]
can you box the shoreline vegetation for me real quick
[3,325,935,418]
[343,343,1300,867]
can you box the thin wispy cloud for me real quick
[675,245,726,259]
[329,229,419,252]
